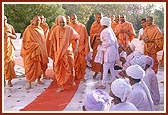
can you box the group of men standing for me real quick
[4,10,164,110]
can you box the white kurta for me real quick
[137,28,144,54]
[100,27,119,63]
[97,27,119,85]
[143,68,160,105]
[127,83,154,111]
[110,101,138,111]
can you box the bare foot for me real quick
[43,77,50,80]
[81,79,86,82]
[96,85,106,89]
[56,87,64,93]
[8,81,13,87]
[72,80,76,86]
[26,83,32,90]
[37,80,44,85]
[93,74,97,79]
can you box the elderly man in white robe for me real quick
[131,55,160,105]
[126,65,155,111]
[83,89,112,111]
[109,78,138,111]
[94,17,119,89]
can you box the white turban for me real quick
[111,78,132,102]
[134,52,143,57]
[126,64,145,79]
[145,55,154,68]
[126,65,155,110]
[84,89,112,111]
[129,43,136,51]
[100,17,111,27]
[130,55,146,69]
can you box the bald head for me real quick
[57,16,66,27]
[70,14,77,24]
[119,14,126,23]
[95,12,102,23]
[39,15,46,23]
[66,15,70,25]
[32,16,40,26]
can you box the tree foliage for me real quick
[86,13,95,36]
[4,3,164,36]
[4,4,65,33]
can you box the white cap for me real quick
[126,64,145,79]
[111,78,132,102]
[100,17,111,27]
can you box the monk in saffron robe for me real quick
[20,16,49,90]
[48,16,79,92]
[4,15,17,87]
[114,14,136,50]
[39,15,50,79]
[111,15,119,31]
[90,12,103,79]
[143,16,164,74]
[70,14,90,81]
[40,15,49,39]
[66,15,71,25]
[46,17,59,60]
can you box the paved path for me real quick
[3,37,165,112]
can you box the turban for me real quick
[145,55,154,68]
[126,64,145,80]
[111,78,132,102]
[84,89,112,111]
[100,17,111,27]
[134,52,143,57]
[126,65,155,110]
[130,55,146,69]
[129,43,135,51]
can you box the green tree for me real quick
[4,4,65,34]
[4,3,165,37]
[86,13,95,36]
[153,6,164,33]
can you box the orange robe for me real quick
[46,24,58,59]
[143,24,164,73]
[20,25,48,82]
[48,25,79,87]
[40,22,49,39]
[4,23,17,80]
[111,21,118,31]
[90,21,103,72]
[70,23,90,80]
[114,21,136,49]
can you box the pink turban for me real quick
[111,78,132,102]
[126,64,145,79]
[84,89,112,111]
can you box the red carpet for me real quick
[15,58,80,111]
[20,78,79,111]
